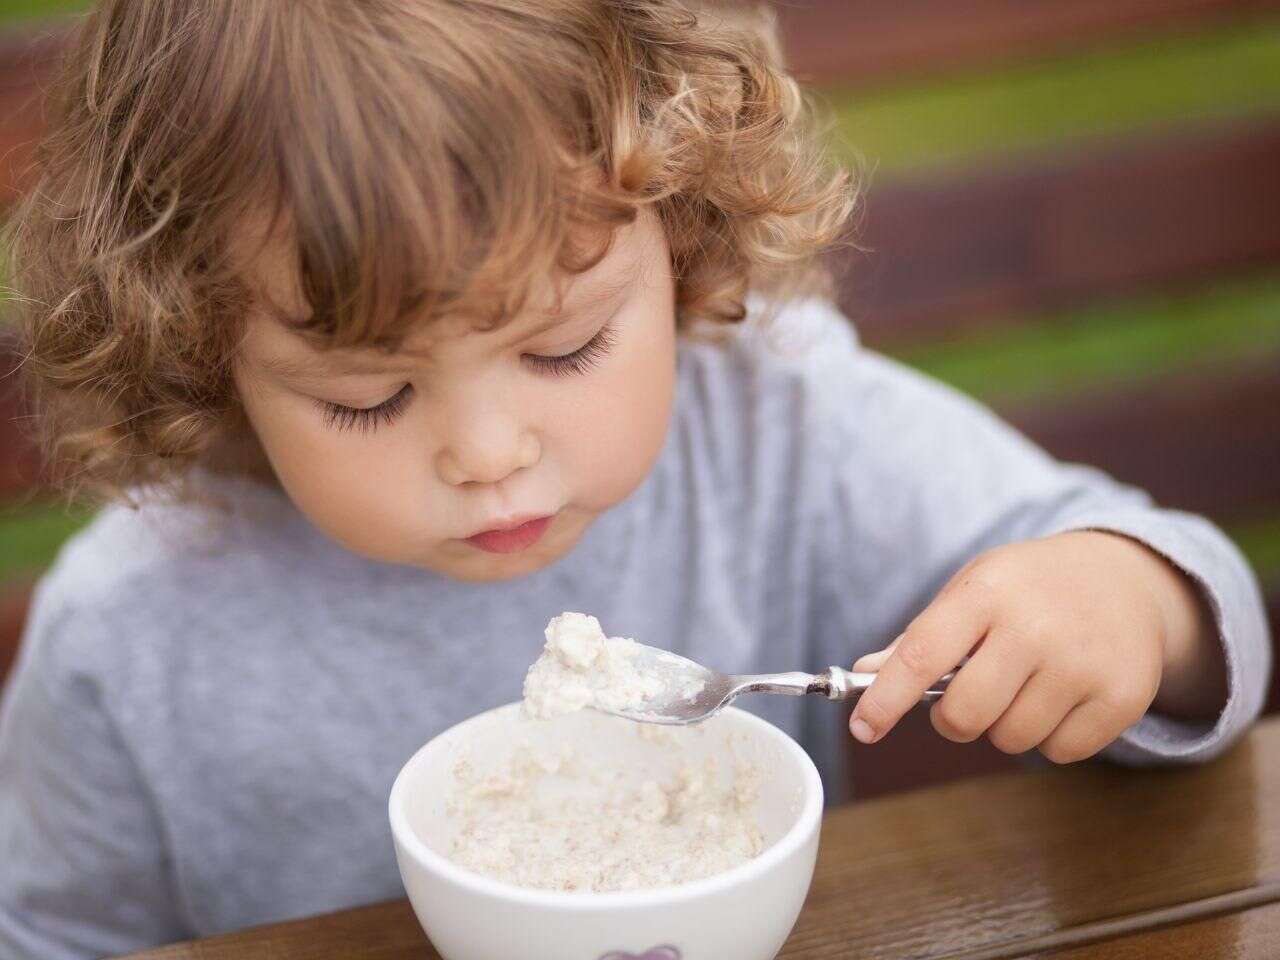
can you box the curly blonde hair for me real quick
[4,0,855,502]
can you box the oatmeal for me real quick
[521,612,704,720]
[446,728,764,892]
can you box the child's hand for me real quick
[848,531,1226,763]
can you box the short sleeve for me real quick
[802,302,1271,766]
[0,588,187,960]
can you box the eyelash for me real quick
[524,322,618,377]
[316,384,413,433]
[314,323,616,432]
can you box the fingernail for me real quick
[851,717,876,744]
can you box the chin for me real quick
[430,548,564,583]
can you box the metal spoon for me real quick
[597,643,954,726]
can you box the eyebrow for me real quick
[257,351,410,380]
[517,267,641,339]
[254,265,643,377]
[545,267,641,317]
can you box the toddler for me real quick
[0,1,1270,957]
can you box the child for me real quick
[0,0,1270,956]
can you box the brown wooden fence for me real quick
[1,4,1278,800]
[841,117,1280,346]
[774,0,1280,86]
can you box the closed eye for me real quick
[316,384,413,433]
[524,323,618,377]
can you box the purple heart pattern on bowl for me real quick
[597,947,682,960]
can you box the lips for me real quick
[463,515,553,554]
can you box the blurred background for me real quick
[1,0,1278,800]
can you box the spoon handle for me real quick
[822,666,955,703]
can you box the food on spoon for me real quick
[522,612,704,720]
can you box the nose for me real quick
[434,402,541,487]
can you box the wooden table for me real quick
[126,717,1280,959]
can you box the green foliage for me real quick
[1230,517,1280,583]
[897,275,1280,405]
[0,0,91,23]
[0,500,93,578]
[824,22,1280,173]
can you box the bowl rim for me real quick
[388,701,824,910]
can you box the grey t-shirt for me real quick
[0,298,1271,957]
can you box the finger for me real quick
[1039,682,1152,765]
[855,634,986,674]
[1038,700,1119,765]
[928,639,1034,744]
[851,633,903,672]
[985,669,1085,756]
[850,590,990,744]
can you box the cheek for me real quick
[235,376,433,561]
[555,313,676,509]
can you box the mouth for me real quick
[462,514,555,554]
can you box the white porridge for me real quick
[446,726,765,892]
[521,612,704,720]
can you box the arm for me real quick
[806,324,1270,766]
[0,595,187,959]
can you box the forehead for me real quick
[232,205,665,343]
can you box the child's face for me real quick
[233,210,676,581]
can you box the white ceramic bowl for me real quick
[389,701,823,960]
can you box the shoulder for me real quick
[36,500,200,616]
[677,292,860,387]
[38,476,291,608]
[668,294,1016,487]
[663,294,866,510]
[678,294,1016,442]
[17,474,316,684]
[672,293,863,454]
